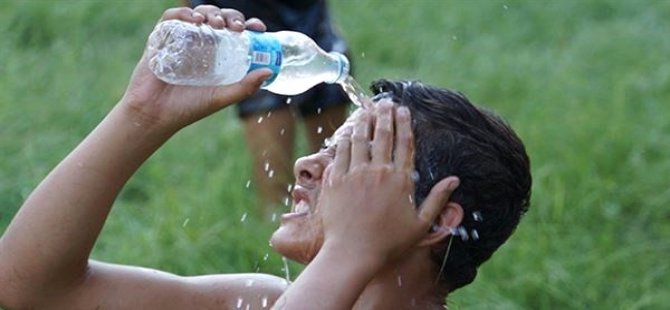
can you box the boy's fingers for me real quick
[244,18,267,32]
[394,106,414,169]
[220,9,246,31]
[417,177,460,224]
[332,127,353,177]
[211,69,271,108]
[371,100,394,164]
[350,111,372,167]
[159,7,198,23]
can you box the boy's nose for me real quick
[293,154,325,186]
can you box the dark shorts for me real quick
[190,0,351,118]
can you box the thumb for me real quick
[212,68,273,107]
[417,177,460,224]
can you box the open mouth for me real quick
[281,187,311,220]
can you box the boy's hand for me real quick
[120,6,272,132]
[318,100,460,265]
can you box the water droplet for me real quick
[317,108,322,114]
[317,126,323,134]
[245,279,255,287]
[182,218,190,227]
[257,116,264,123]
[263,253,270,261]
[264,162,270,172]
[271,213,277,222]
[408,194,413,204]
[471,229,479,240]
[286,97,292,104]
[245,180,251,188]
[236,297,243,308]
[283,197,290,206]
[280,128,286,135]
[397,275,403,287]
[282,256,291,282]
[472,211,483,221]
[287,184,293,193]
[262,296,269,308]
[503,4,509,10]
[410,170,420,182]
[240,212,247,222]
[245,304,250,310]
[457,226,469,241]
[268,170,275,178]
[451,35,458,41]
[324,137,334,148]
[267,111,272,118]
[361,52,366,58]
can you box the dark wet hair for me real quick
[370,79,532,292]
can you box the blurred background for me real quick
[1,0,668,308]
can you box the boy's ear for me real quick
[418,202,463,247]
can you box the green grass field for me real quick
[1,0,668,308]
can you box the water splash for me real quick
[337,75,371,109]
[410,170,421,183]
[282,256,292,282]
[472,211,483,222]
[471,229,480,240]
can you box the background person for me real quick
[185,0,352,218]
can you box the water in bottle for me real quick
[147,20,360,99]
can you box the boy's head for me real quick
[371,79,531,292]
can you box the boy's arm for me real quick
[0,6,271,309]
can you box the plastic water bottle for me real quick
[147,20,350,96]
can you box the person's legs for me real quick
[241,106,296,218]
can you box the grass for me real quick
[1,0,669,308]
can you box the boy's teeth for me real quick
[295,201,310,213]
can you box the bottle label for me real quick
[247,31,282,86]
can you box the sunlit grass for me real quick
[1,0,668,308]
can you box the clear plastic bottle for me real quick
[147,20,350,96]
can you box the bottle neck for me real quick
[328,52,350,84]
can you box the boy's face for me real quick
[268,106,371,264]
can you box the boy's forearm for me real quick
[0,101,174,298]
[273,242,384,310]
